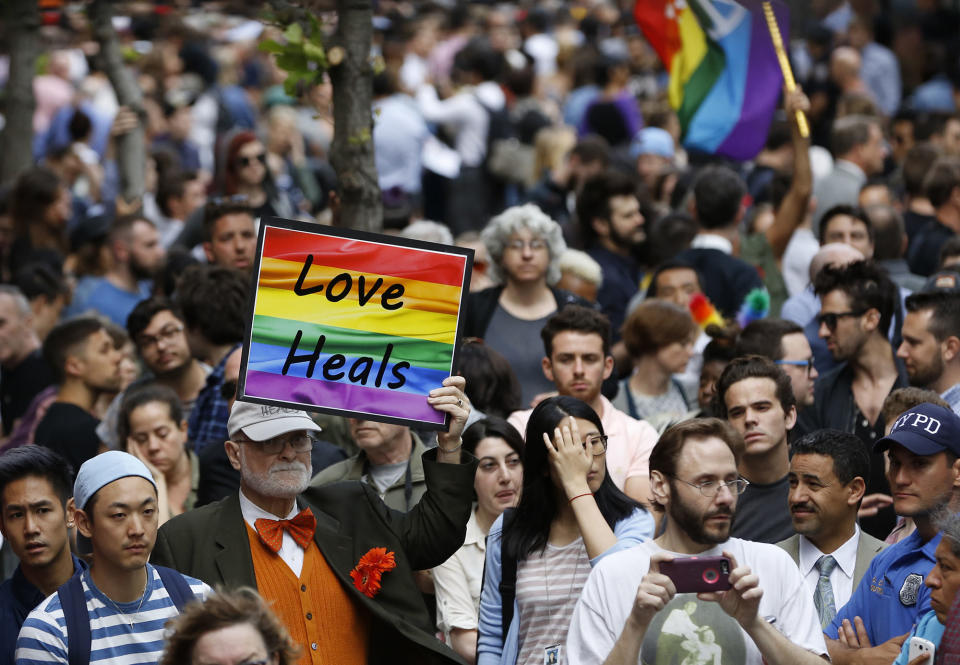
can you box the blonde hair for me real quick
[557,249,602,287]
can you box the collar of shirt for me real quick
[464,509,486,550]
[887,529,943,576]
[941,383,960,415]
[835,159,867,182]
[798,526,861,579]
[691,233,733,255]
[239,488,301,529]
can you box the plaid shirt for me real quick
[937,593,960,665]
[188,344,239,452]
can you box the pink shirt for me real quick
[507,396,657,490]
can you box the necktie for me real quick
[254,508,317,553]
[814,555,838,629]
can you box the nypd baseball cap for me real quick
[228,401,321,441]
[876,402,960,457]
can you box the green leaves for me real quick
[259,16,330,98]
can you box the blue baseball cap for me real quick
[74,451,156,511]
[630,127,675,159]
[876,403,960,457]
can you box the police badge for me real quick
[899,573,924,606]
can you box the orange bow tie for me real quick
[254,508,316,553]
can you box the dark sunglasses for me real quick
[816,310,866,331]
[238,153,266,167]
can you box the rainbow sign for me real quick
[238,219,473,428]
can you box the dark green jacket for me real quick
[152,449,476,664]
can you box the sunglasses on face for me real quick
[238,153,266,167]
[816,309,866,331]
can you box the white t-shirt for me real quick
[565,539,827,665]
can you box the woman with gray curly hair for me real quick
[464,204,589,406]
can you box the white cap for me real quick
[227,401,321,441]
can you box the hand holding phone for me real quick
[908,637,936,665]
[660,556,732,594]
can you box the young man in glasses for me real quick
[153,381,479,664]
[95,297,213,451]
[714,356,798,544]
[566,418,827,665]
[809,259,907,538]
[736,318,819,410]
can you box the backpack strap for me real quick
[57,572,90,665]
[498,508,516,644]
[155,565,195,611]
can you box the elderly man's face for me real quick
[230,431,312,502]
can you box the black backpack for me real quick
[58,566,194,665]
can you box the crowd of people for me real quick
[1,0,960,664]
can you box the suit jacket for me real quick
[777,530,888,591]
[152,449,476,664]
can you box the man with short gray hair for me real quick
[0,286,54,437]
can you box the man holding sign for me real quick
[152,376,476,665]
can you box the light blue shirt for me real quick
[894,610,945,665]
[941,383,960,417]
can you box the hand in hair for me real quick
[542,415,592,498]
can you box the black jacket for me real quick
[463,285,590,339]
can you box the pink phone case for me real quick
[660,556,733,594]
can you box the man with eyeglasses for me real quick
[808,259,907,538]
[714,356,798,544]
[95,297,213,451]
[153,379,478,664]
[566,418,827,665]
[736,318,819,410]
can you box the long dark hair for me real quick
[501,395,641,561]
[462,417,524,458]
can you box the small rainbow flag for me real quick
[634,0,787,160]
[240,223,472,427]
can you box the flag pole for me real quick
[761,1,809,138]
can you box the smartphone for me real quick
[660,556,732,594]
[908,637,936,665]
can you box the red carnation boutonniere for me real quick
[350,547,397,598]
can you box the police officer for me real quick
[824,403,960,665]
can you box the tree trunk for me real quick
[328,0,382,231]
[0,0,40,184]
[89,0,145,202]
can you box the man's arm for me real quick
[742,618,827,665]
[764,88,813,260]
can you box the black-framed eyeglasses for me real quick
[208,194,250,206]
[816,310,866,331]
[670,476,749,498]
[775,358,815,376]
[582,434,608,456]
[137,324,184,350]
[240,432,315,455]
[238,153,267,167]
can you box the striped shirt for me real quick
[515,537,590,665]
[15,565,210,665]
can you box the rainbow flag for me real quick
[635,0,787,160]
[241,224,471,426]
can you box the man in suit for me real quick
[152,376,476,665]
[777,429,886,629]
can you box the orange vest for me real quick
[245,522,370,664]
